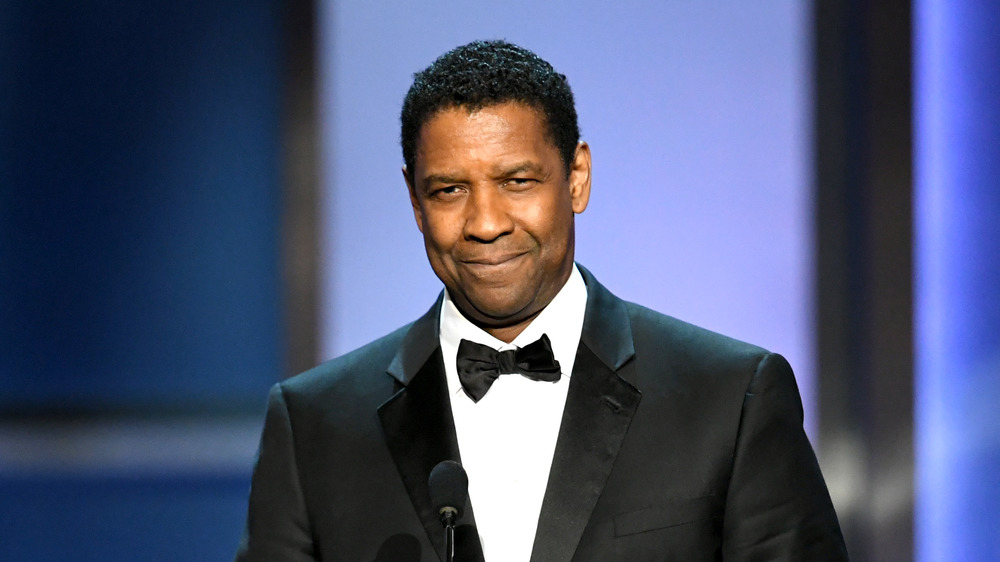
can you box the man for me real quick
[236,40,847,561]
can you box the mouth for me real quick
[463,252,525,266]
[459,251,528,275]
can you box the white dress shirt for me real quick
[439,264,588,562]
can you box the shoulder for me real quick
[624,300,770,371]
[277,322,414,412]
[613,299,796,409]
[578,266,780,391]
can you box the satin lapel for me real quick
[529,266,641,562]
[378,295,485,562]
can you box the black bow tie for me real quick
[456,334,562,403]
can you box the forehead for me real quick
[413,102,557,173]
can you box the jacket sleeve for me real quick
[235,383,316,562]
[721,353,849,560]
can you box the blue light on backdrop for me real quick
[1,1,282,559]
[0,1,282,412]
[915,1,1000,560]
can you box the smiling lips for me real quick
[459,251,529,275]
[463,252,525,266]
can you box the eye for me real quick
[505,178,538,190]
[430,185,464,199]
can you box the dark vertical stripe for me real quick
[814,1,913,560]
[281,0,321,377]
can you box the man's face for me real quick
[406,102,591,340]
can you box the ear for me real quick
[569,142,592,214]
[403,166,424,233]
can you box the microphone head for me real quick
[428,460,468,524]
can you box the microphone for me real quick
[428,460,468,562]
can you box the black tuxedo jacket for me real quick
[236,267,847,561]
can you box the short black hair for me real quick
[401,40,580,179]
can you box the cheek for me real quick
[530,203,573,247]
[421,214,460,254]
[521,200,556,233]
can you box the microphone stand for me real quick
[440,506,458,562]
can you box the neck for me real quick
[479,312,541,344]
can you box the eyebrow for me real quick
[496,161,545,177]
[422,173,466,187]
[419,161,547,189]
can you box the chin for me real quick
[463,293,533,325]
[470,302,526,323]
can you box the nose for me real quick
[463,187,514,243]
